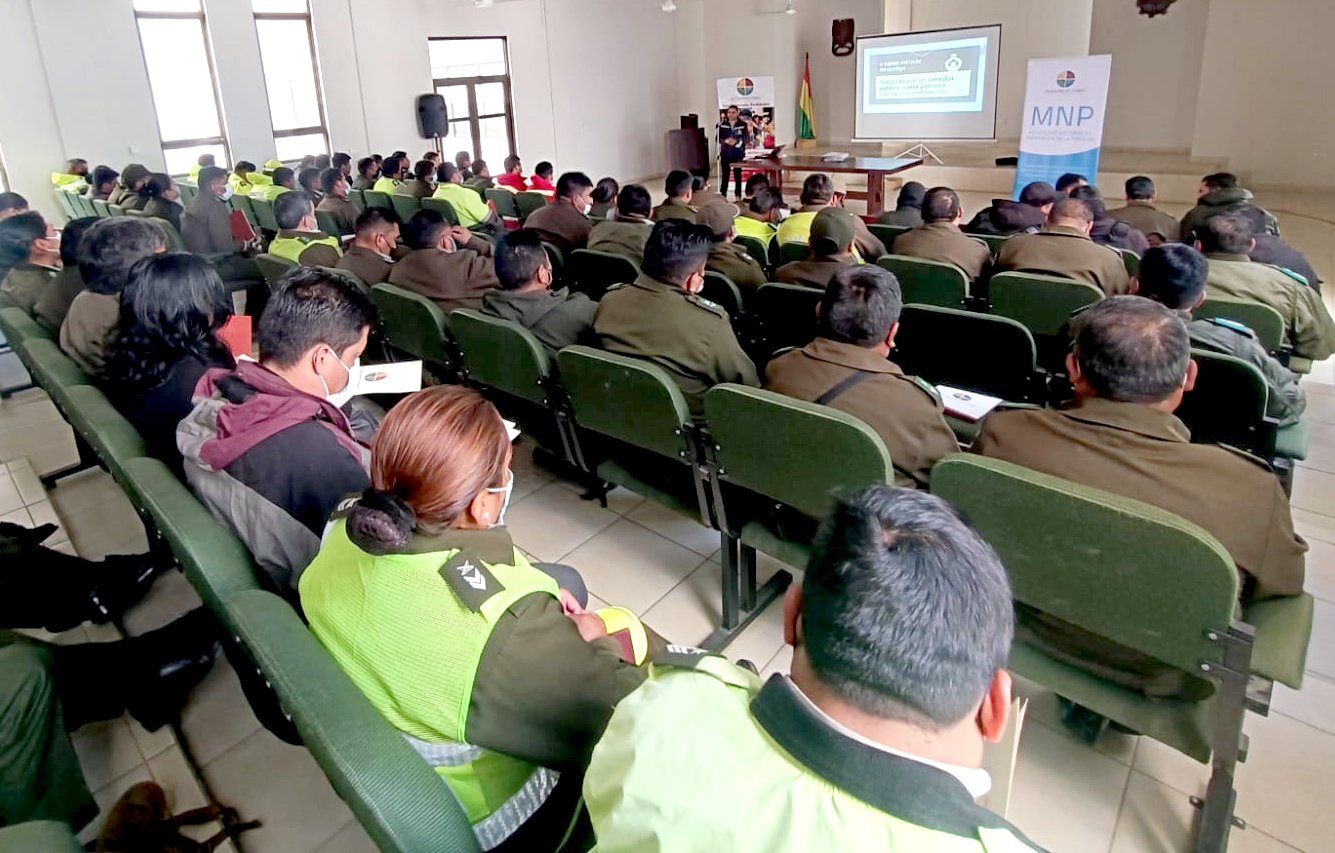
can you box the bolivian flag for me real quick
[798,53,816,140]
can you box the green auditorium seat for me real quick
[891,304,1043,403]
[20,338,91,397]
[968,233,1007,255]
[0,821,84,853]
[361,191,393,211]
[778,241,808,265]
[176,180,198,204]
[752,283,821,354]
[61,385,147,487]
[147,216,185,251]
[390,194,422,222]
[931,453,1313,853]
[989,271,1103,372]
[316,211,346,238]
[249,196,280,233]
[514,191,549,223]
[734,234,772,276]
[485,189,521,226]
[701,271,743,320]
[229,194,258,230]
[255,253,297,290]
[0,306,53,360]
[348,189,366,210]
[371,283,462,381]
[91,198,111,217]
[53,190,78,222]
[225,589,481,853]
[1193,296,1285,355]
[867,223,909,252]
[568,249,638,302]
[876,255,969,308]
[1121,248,1140,278]
[422,197,461,227]
[107,203,126,217]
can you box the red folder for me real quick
[217,315,253,359]
[230,210,256,243]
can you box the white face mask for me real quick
[583,202,593,215]
[485,470,515,527]
[217,185,234,202]
[319,347,360,407]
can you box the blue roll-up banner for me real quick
[1014,55,1113,199]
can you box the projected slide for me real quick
[863,36,988,114]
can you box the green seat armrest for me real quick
[0,821,83,853]
[1243,592,1314,690]
[1274,418,1309,461]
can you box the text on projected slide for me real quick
[863,36,989,115]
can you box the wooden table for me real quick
[740,153,923,216]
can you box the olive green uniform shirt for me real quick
[594,273,758,417]
[336,246,394,287]
[1,264,58,315]
[397,179,434,199]
[1108,200,1181,242]
[387,237,498,314]
[707,241,767,291]
[32,267,85,332]
[587,218,652,264]
[994,225,1131,295]
[58,291,120,377]
[651,197,697,224]
[774,255,857,290]
[891,222,992,282]
[1204,253,1335,362]
[524,199,593,253]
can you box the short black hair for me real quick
[437,162,458,184]
[390,151,407,160]
[535,161,554,179]
[197,166,228,193]
[381,155,405,179]
[1125,175,1155,200]
[353,206,400,237]
[413,159,436,182]
[143,173,174,199]
[503,155,522,174]
[1072,296,1190,403]
[643,218,712,284]
[664,170,693,199]
[592,177,619,204]
[423,151,440,162]
[272,167,295,188]
[819,265,902,347]
[91,165,120,190]
[1202,172,1239,191]
[235,160,256,173]
[314,154,331,170]
[1068,185,1107,219]
[922,187,961,223]
[357,157,377,177]
[298,167,321,194]
[1056,173,1088,194]
[1050,197,1094,225]
[455,151,472,167]
[332,152,351,170]
[617,184,652,218]
[59,217,99,267]
[749,187,780,215]
[197,153,215,167]
[801,173,835,206]
[371,154,383,164]
[493,228,549,291]
[556,171,593,199]
[68,158,89,171]
[1136,244,1209,310]
[404,208,450,250]
[319,167,344,194]
[258,266,378,368]
[78,217,165,295]
[472,159,488,175]
[745,173,770,196]
[803,486,1014,727]
[0,193,28,216]
[1018,181,1057,208]
[274,191,315,230]
[0,212,46,273]
[1196,214,1253,254]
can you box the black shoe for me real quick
[1057,696,1110,745]
[125,608,221,731]
[0,520,58,550]
[86,554,171,624]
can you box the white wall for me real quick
[204,0,277,165]
[908,0,1094,140]
[798,0,883,142]
[1091,0,1207,150]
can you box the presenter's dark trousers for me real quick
[721,154,744,198]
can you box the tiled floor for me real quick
[1,190,1332,852]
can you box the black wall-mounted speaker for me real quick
[417,94,449,138]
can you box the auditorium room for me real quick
[1,0,1333,851]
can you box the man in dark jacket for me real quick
[875,181,925,228]
[525,171,595,253]
[177,268,378,590]
[1180,172,1280,241]
[964,181,1057,236]
[1070,185,1149,256]
[181,167,262,291]
[388,209,498,313]
[336,208,400,287]
[482,228,595,356]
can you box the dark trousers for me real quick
[721,155,744,198]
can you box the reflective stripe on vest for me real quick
[269,235,340,265]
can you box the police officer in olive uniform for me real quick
[993,198,1130,296]
[974,297,1307,699]
[587,185,655,264]
[697,200,767,292]
[774,207,860,290]
[268,192,342,268]
[594,219,758,418]
[651,170,698,223]
[891,187,991,284]
[765,265,958,488]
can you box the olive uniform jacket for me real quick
[993,225,1131,296]
[587,218,653,265]
[387,237,498,314]
[143,198,182,232]
[336,246,395,287]
[316,195,360,235]
[397,179,434,199]
[891,222,992,282]
[765,338,958,488]
[1189,316,1305,427]
[775,255,857,290]
[1108,200,1181,243]
[1204,253,1335,362]
[525,199,594,254]
[1,263,58,314]
[706,241,767,291]
[594,274,758,418]
[651,197,698,224]
[972,398,1306,697]
[59,291,120,377]
[182,192,246,256]
[33,266,85,332]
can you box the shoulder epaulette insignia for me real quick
[440,549,504,613]
[906,375,941,401]
[328,494,362,520]
[686,294,726,316]
[1206,316,1254,338]
[1276,267,1311,287]
[652,644,716,670]
[1218,442,1272,470]
[1068,302,1094,319]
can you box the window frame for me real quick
[133,3,233,175]
[428,37,517,164]
[253,1,331,161]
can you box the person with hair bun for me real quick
[300,385,650,852]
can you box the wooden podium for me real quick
[665,128,708,174]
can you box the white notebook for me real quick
[936,385,1003,422]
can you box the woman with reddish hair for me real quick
[300,386,647,851]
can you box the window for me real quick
[253,0,329,161]
[429,38,517,168]
[133,0,230,176]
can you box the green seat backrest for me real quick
[931,454,1237,677]
[0,307,52,358]
[348,189,366,210]
[989,271,1103,337]
[706,385,892,520]
[451,309,551,406]
[229,194,258,228]
[542,242,565,283]
[876,255,968,308]
[255,253,297,289]
[569,249,639,302]
[53,191,78,222]
[754,283,821,352]
[701,271,743,319]
[892,305,1038,402]
[122,457,262,614]
[515,192,549,222]
[422,197,460,226]
[1194,297,1284,354]
[390,194,422,222]
[558,345,693,460]
[867,223,909,251]
[91,198,111,217]
[147,216,185,251]
[371,283,451,364]
[0,820,84,853]
[225,589,480,853]
[778,242,808,265]
[485,189,521,220]
[1175,348,1274,456]
[1121,248,1140,277]
[107,203,126,217]
[968,233,1007,255]
[21,338,91,394]
[124,208,151,219]
[312,212,340,239]
[61,386,148,482]
[734,234,772,273]
[361,191,392,211]
[250,197,280,232]
[177,180,198,204]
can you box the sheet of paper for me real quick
[350,361,422,397]
[936,385,1003,422]
[503,419,521,442]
